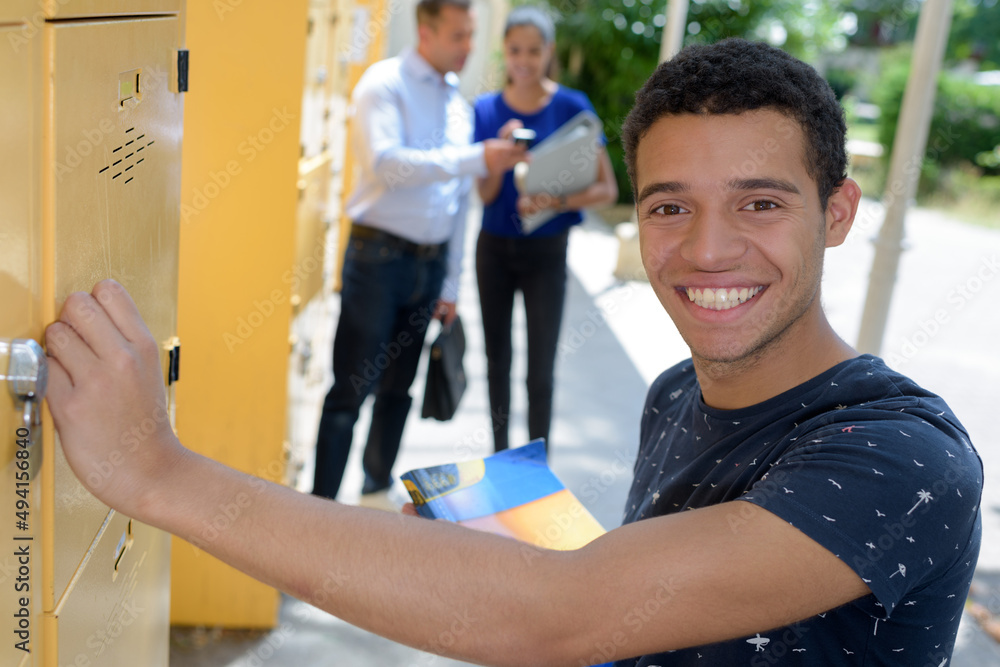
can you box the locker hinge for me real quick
[171,49,189,93]
[168,343,181,385]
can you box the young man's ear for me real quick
[824,177,862,248]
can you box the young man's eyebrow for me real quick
[726,177,801,195]
[637,181,689,204]
[637,178,801,204]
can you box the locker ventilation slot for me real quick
[98,127,152,185]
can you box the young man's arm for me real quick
[45,280,869,667]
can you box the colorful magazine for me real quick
[401,439,605,550]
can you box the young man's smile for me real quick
[683,285,764,311]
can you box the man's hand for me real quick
[483,138,528,175]
[497,118,524,141]
[433,300,458,327]
[44,280,184,518]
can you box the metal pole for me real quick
[658,0,690,64]
[856,0,953,355]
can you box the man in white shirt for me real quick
[312,0,526,504]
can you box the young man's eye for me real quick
[652,204,685,216]
[744,200,778,211]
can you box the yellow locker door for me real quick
[294,154,333,309]
[44,0,181,19]
[302,0,333,160]
[0,16,44,667]
[44,15,182,666]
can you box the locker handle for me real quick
[1,338,47,479]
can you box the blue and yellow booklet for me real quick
[401,439,605,550]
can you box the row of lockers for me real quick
[1,0,399,659]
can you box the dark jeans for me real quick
[476,228,569,452]
[313,229,446,500]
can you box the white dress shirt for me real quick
[345,49,486,302]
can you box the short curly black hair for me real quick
[622,38,847,209]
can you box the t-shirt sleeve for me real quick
[738,408,982,618]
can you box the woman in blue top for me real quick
[474,6,618,453]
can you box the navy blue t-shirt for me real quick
[616,355,982,666]
[473,86,599,238]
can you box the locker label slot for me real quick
[118,68,142,109]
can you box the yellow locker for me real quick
[43,0,181,19]
[294,154,334,308]
[1,2,43,22]
[1,8,183,665]
[44,16,181,665]
[0,17,44,667]
[302,0,334,160]
[171,0,306,629]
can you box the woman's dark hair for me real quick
[504,5,555,43]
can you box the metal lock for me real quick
[1,338,47,478]
[1,338,47,423]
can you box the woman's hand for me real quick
[517,192,560,218]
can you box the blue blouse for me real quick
[473,86,601,238]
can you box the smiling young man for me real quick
[615,38,982,665]
[45,39,981,666]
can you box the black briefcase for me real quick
[421,316,467,421]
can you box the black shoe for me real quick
[361,474,393,495]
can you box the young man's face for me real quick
[634,110,854,370]
[419,5,474,75]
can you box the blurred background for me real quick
[1,0,997,665]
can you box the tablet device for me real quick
[514,110,603,234]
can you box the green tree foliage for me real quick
[844,0,919,47]
[948,0,1000,69]
[839,0,999,68]
[875,53,1000,188]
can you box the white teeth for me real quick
[686,286,762,311]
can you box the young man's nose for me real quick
[680,212,748,270]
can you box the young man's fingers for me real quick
[58,290,130,361]
[44,354,75,430]
[89,279,155,347]
[44,320,94,388]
